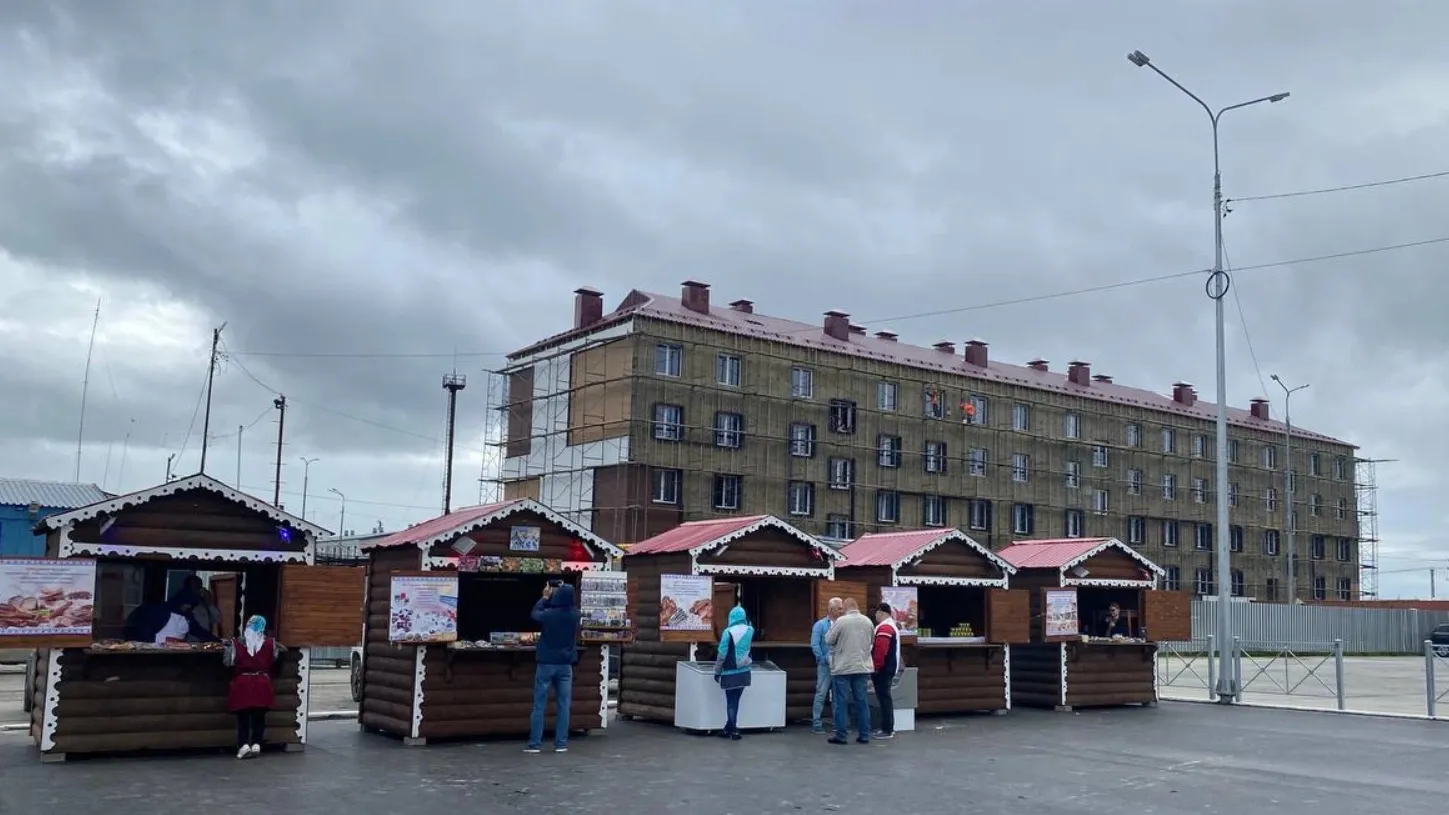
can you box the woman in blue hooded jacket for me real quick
[714,605,754,740]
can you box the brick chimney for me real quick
[963,339,989,368]
[1027,359,1049,372]
[823,310,851,341]
[933,341,956,355]
[1250,398,1270,420]
[1172,382,1197,407]
[681,280,711,314]
[729,299,753,313]
[573,287,604,329]
[1068,361,1091,386]
[875,331,898,342]
[1092,374,1113,384]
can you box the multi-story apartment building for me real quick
[497,281,1362,602]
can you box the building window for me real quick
[876,490,900,524]
[714,412,743,449]
[877,435,903,468]
[1164,566,1181,592]
[1336,537,1352,562]
[1264,487,1278,512]
[968,395,989,425]
[1063,412,1081,439]
[1011,503,1035,535]
[1262,444,1277,469]
[1263,529,1281,556]
[1194,523,1212,550]
[968,447,987,477]
[1011,454,1030,483]
[826,514,853,541]
[1230,569,1245,597]
[789,423,816,457]
[923,388,946,419]
[828,458,854,490]
[1309,494,1322,517]
[968,499,991,531]
[1127,469,1143,496]
[652,469,681,504]
[1290,510,1299,532]
[712,474,741,510]
[1125,423,1142,448]
[790,366,814,399]
[1126,515,1145,544]
[1163,520,1179,547]
[787,481,815,516]
[1092,445,1109,468]
[1011,403,1030,432]
[1161,427,1176,454]
[878,381,898,412]
[1334,456,1348,480]
[1286,470,1297,493]
[1309,452,1322,476]
[1064,461,1081,489]
[1092,489,1109,515]
[1337,578,1352,600]
[1162,473,1177,501]
[922,494,945,527]
[1336,497,1350,520]
[1230,525,1244,553]
[924,441,947,474]
[1313,577,1327,601]
[828,399,857,434]
[1265,578,1280,602]
[1195,568,1213,596]
[1310,535,1326,560]
[655,343,682,377]
[1228,438,1240,463]
[1192,434,1207,458]
[1191,477,1207,504]
[716,353,741,387]
[653,404,683,441]
[1064,509,1085,538]
[1228,482,1239,508]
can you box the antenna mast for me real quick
[442,372,467,513]
[74,298,101,481]
[199,323,227,475]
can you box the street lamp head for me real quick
[1268,92,1290,103]
[1127,50,1151,67]
[1270,374,1282,383]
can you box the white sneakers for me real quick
[235,744,262,759]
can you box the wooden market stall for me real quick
[355,498,626,745]
[618,515,843,726]
[836,528,1027,715]
[16,474,360,761]
[997,537,1189,710]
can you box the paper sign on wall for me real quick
[389,574,459,643]
[0,558,97,640]
[509,526,541,552]
[659,574,714,632]
[1043,588,1080,639]
[879,586,919,636]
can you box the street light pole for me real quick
[300,457,319,520]
[1128,49,1289,705]
[1271,375,1309,603]
[329,487,347,538]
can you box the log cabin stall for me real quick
[618,515,843,729]
[15,474,362,761]
[997,537,1190,711]
[355,498,626,746]
[835,528,1027,716]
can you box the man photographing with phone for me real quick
[527,577,581,754]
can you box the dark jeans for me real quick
[831,674,871,741]
[872,671,895,734]
[529,663,573,749]
[723,687,744,733]
[235,708,266,747]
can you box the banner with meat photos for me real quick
[0,558,97,646]
[659,574,714,642]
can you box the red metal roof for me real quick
[840,529,959,567]
[997,538,1115,570]
[625,515,773,556]
[507,289,1349,445]
[365,501,521,550]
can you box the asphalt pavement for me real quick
[3,702,1445,813]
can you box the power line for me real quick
[1229,169,1449,203]
[174,366,210,466]
[1222,238,1269,399]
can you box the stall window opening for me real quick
[95,559,275,643]
[455,572,573,642]
[723,577,812,643]
[916,585,986,638]
[1075,587,1142,637]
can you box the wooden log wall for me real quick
[39,649,303,755]
[754,646,818,723]
[1008,644,1065,709]
[911,646,1008,714]
[29,649,49,743]
[360,548,423,737]
[415,648,604,740]
[1063,644,1156,708]
[619,554,691,723]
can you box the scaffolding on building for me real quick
[1354,457,1389,598]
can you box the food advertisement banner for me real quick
[0,558,97,642]
[1043,588,1080,639]
[659,574,713,638]
[389,574,459,643]
[879,586,919,636]
[580,571,628,628]
[509,525,541,552]
[458,555,562,573]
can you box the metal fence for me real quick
[1170,601,1449,655]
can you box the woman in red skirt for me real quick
[224,614,285,759]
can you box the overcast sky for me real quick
[2,2,1445,597]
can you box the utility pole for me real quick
[199,322,227,475]
[236,425,244,488]
[441,372,467,514]
[329,488,347,537]
[272,395,287,506]
[300,457,319,520]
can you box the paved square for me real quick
[2,702,1443,813]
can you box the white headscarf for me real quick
[243,615,266,656]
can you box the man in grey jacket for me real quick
[824,597,875,744]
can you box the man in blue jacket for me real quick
[527,580,581,753]
[810,596,843,733]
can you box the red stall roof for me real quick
[361,498,624,558]
[841,528,1014,574]
[626,514,841,562]
[997,538,1163,575]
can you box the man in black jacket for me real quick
[526,581,581,753]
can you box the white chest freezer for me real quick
[673,660,787,733]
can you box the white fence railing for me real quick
[1169,600,1449,655]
